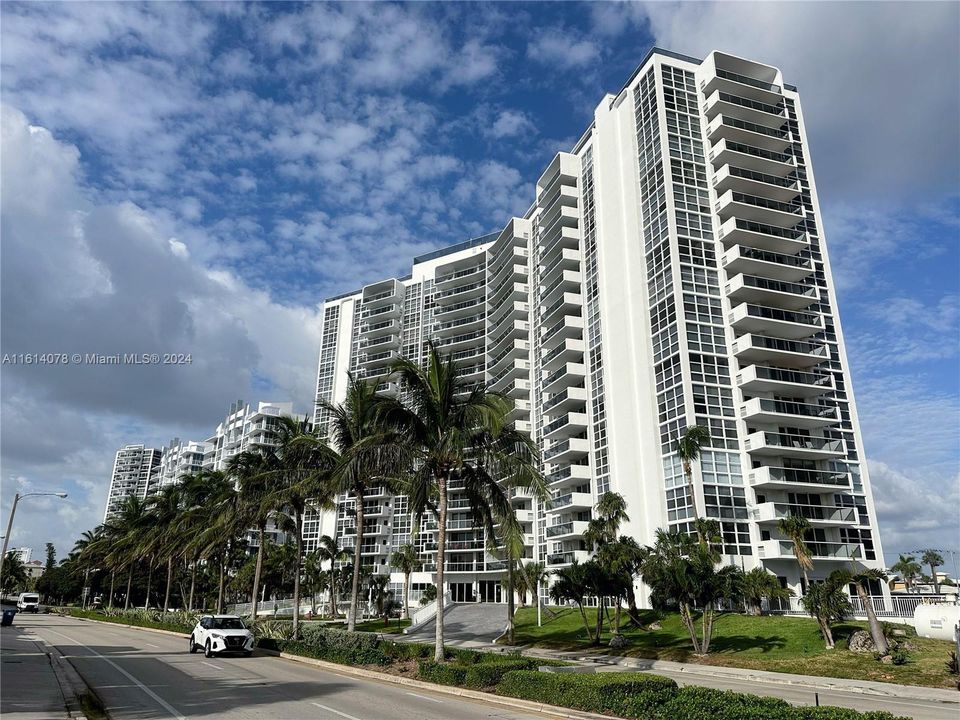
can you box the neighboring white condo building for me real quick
[203,400,300,472]
[103,444,162,521]
[311,47,886,606]
[154,437,211,488]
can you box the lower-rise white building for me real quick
[103,444,162,522]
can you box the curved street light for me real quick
[0,492,68,587]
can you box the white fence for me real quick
[762,593,953,620]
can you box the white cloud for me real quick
[487,110,537,140]
[527,31,599,69]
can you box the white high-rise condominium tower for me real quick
[103,444,162,522]
[311,48,885,605]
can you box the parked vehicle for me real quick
[17,593,40,613]
[188,615,254,658]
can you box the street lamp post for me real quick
[0,492,68,589]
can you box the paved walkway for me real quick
[0,618,70,719]
[405,602,508,645]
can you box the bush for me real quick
[297,625,389,665]
[651,687,908,720]
[381,640,432,661]
[497,670,678,717]
[464,658,537,688]
[417,660,468,686]
[66,608,197,634]
[890,647,909,666]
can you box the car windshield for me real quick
[22,595,39,602]
[211,618,245,630]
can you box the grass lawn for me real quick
[352,617,411,634]
[513,606,956,689]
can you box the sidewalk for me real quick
[0,621,72,719]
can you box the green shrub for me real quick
[66,608,196,634]
[890,647,909,666]
[450,647,485,665]
[497,670,678,717]
[417,660,468,686]
[794,708,905,720]
[297,625,388,665]
[382,640,433,661]
[464,658,536,688]
[651,687,908,720]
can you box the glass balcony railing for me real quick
[750,366,832,387]
[715,68,782,94]
[715,91,784,117]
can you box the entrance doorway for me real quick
[479,580,502,603]
[451,583,475,602]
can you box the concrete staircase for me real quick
[403,602,508,645]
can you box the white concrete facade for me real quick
[103,444,162,522]
[312,48,886,603]
[155,437,211,488]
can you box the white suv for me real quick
[189,615,254,658]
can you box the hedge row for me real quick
[64,608,196,634]
[496,673,907,720]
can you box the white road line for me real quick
[200,661,223,670]
[144,642,161,648]
[405,691,443,704]
[312,701,363,720]
[43,628,188,720]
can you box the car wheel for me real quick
[204,640,213,658]
[189,635,197,653]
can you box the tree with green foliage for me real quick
[777,514,814,591]
[800,569,851,649]
[837,566,888,654]
[740,567,793,615]
[891,554,921,594]
[1,551,28,594]
[142,485,184,613]
[390,543,420,619]
[227,450,274,619]
[315,534,349,618]
[549,560,594,643]
[44,543,56,572]
[386,341,543,662]
[419,583,437,606]
[921,549,945,594]
[303,550,329,616]
[674,425,711,531]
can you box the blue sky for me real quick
[1,2,957,570]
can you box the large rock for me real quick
[609,633,629,650]
[847,630,876,653]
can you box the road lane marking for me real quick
[144,642,161,648]
[406,692,443,704]
[312,702,363,720]
[43,628,188,720]
[200,661,223,670]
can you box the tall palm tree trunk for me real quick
[82,567,91,609]
[855,581,888,654]
[163,557,173,613]
[505,560,516,644]
[251,526,266,621]
[144,559,153,608]
[124,567,133,610]
[108,570,116,609]
[577,601,594,642]
[679,602,702,654]
[217,557,226,615]
[293,514,303,640]
[434,473,448,662]
[594,596,604,646]
[348,497,365,632]
[188,558,197,612]
[684,463,700,522]
[403,571,411,620]
[329,572,338,619]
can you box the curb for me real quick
[63,614,188,640]
[49,649,105,720]
[275,651,613,720]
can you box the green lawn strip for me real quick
[352,618,411,634]
[62,608,194,634]
[513,607,955,690]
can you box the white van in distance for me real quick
[17,593,40,612]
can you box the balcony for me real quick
[488,339,529,373]
[539,226,581,266]
[727,275,818,310]
[716,190,805,229]
[364,303,401,320]
[542,338,585,370]
[435,263,484,287]
[722,244,813,282]
[542,437,590,463]
[543,362,586,394]
[717,217,809,255]
[704,89,786,125]
[546,463,591,488]
[487,279,528,308]
[541,314,584,347]
[741,397,839,429]
[737,365,834,398]
[542,385,588,414]
[733,334,830,369]
[701,68,784,104]
[759,539,862,562]
[434,313,484,335]
[432,297,485,320]
[749,466,851,491]
[729,303,822,340]
[707,114,793,153]
[545,520,590,539]
[541,291,583,324]
[755,502,857,526]
[543,411,589,440]
[434,281,485,304]
[489,358,528,391]
[709,138,796,177]
[541,248,582,287]
[713,165,801,203]
[546,550,590,567]
[743,431,846,460]
[434,330,485,353]
[487,299,528,329]
[549,491,592,511]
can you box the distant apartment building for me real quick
[10,547,32,564]
[153,437,211,488]
[102,444,162,522]
[203,400,300,472]
[311,48,885,604]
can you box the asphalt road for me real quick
[18,614,552,720]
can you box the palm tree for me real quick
[179,470,231,612]
[387,341,544,662]
[674,425,711,529]
[740,567,793,615]
[921,549,944,594]
[390,543,420,620]
[303,549,329,616]
[105,495,151,610]
[320,374,409,632]
[315,534,349,618]
[521,560,550,617]
[191,477,243,614]
[597,538,647,632]
[891,554,921,593]
[0,552,28,594]
[800,569,851,649]
[777,514,813,592]
[839,566,888,654]
[143,484,184,613]
[227,450,274,620]
[368,574,392,619]
[72,528,105,609]
[549,560,594,643]
[264,415,338,639]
